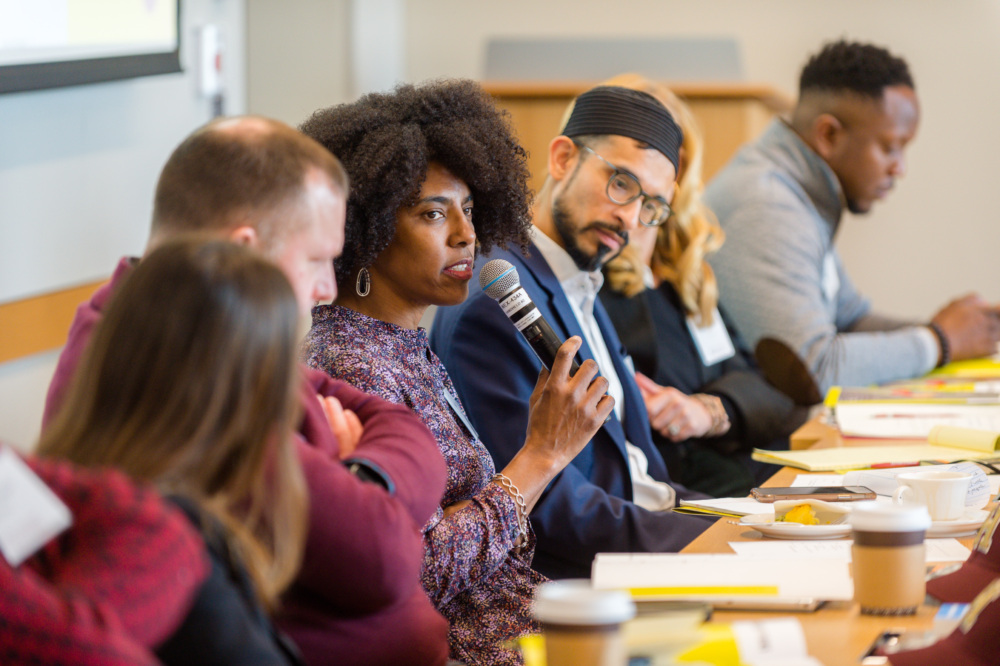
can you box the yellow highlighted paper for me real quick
[752,442,998,472]
[929,357,1000,378]
[630,586,779,598]
[676,625,742,666]
[928,425,1000,453]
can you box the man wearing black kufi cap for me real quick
[432,86,715,580]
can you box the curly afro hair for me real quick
[300,79,533,287]
[799,40,914,100]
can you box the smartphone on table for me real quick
[750,486,876,503]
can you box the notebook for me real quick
[752,426,1000,472]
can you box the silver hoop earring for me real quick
[355,267,371,297]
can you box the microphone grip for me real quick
[520,317,581,376]
[520,310,610,423]
[501,285,609,422]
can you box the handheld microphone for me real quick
[480,259,581,376]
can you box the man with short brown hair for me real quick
[43,116,450,665]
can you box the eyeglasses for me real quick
[573,141,672,227]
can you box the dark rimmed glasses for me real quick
[573,141,672,227]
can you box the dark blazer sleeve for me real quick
[432,256,713,580]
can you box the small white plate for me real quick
[926,509,990,538]
[739,513,851,540]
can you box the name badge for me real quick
[686,308,736,366]
[0,447,73,566]
[821,252,840,304]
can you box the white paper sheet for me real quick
[591,553,852,602]
[792,474,844,487]
[678,496,774,516]
[733,618,822,666]
[728,538,971,563]
[834,403,1000,438]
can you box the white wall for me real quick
[0,0,247,450]
[246,0,350,126]
[404,0,1000,320]
[4,0,1000,447]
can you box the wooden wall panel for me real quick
[0,281,105,364]
[484,81,792,195]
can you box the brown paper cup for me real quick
[849,504,931,616]
[532,580,635,666]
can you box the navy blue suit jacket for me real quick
[430,243,714,579]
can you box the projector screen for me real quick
[0,0,181,94]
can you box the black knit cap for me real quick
[561,86,683,171]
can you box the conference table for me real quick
[679,419,986,666]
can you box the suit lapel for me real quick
[519,247,581,339]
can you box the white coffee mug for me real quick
[892,470,972,521]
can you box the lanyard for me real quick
[443,387,480,442]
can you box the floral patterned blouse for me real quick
[304,304,545,666]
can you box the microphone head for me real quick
[479,259,520,300]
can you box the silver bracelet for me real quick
[492,473,528,550]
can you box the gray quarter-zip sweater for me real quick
[704,119,937,394]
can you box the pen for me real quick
[870,462,921,469]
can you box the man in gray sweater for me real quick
[705,40,1000,397]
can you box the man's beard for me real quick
[551,196,627,272]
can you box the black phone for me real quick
[750,486,876,503]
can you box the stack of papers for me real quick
[833,403,1000,438]
[676,496,772,517]
[827,362,1000,438]
[751,432,1000,472]
[591,553,852,607]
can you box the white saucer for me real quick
[739,513,851,540]
[926,509,989,538]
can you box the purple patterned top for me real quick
[304,305,545,666]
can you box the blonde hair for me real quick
[39,237,307,611]
[583,74,725,323]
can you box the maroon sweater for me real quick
[1,452,208,665]
[43,257,451,666]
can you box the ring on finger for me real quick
[668,424,680,436]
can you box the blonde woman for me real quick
[39,238,308,664]
[598,74,806,497]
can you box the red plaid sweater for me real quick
[0,451,209,665]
